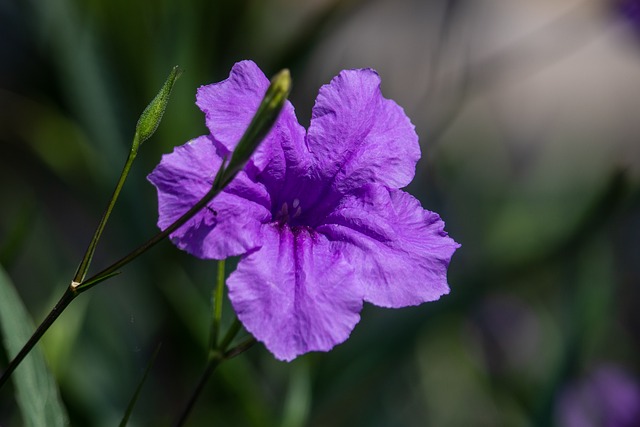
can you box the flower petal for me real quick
[147,135,272,259]
[227,224,362,361]
[318,185,460,308]
[306,69,420,193]
[196,60,307,172]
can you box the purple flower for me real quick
[148,61,459,361]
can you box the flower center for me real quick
[275,198,302,225]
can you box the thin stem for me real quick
[73,139,139,284]
[0,288,76,389]
[173,258,245,427]
[219,317,242,352]
[0,163,230,390]
[77,161,230,293]
[173,331,255,427]
[224,336,256,359]
[172,354,223,427]
[209,260,225,350]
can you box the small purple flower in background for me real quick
[557,365,640,427]
[148,61,459,361]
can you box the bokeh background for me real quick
[1,0,640,425]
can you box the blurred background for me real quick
[1,0,640,425]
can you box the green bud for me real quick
[134,65,183,148]
[223,69,291,185]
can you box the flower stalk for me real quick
[72,65,182,285]
[209,259,226,350]
[0,288,76,388]
[78,68,291,291]
[222,68,291,185]
[174,262,251,427]
[173,321,256,427]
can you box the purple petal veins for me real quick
[148,60,460,361]
[227,225,362,362]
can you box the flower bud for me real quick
[223,69,291,184]
[135,65,182,148]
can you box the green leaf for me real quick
[0,265,68,427]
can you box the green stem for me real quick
[219,317,242,352]
[209,260,226,350]
[73,137,139,284]
[0,158,230,391]
[224,336,256,359]
[173,326,255,427]
[76,162,229,293]
[0,287,77,389]
[172,354,222,427]
[0,164,227,391]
